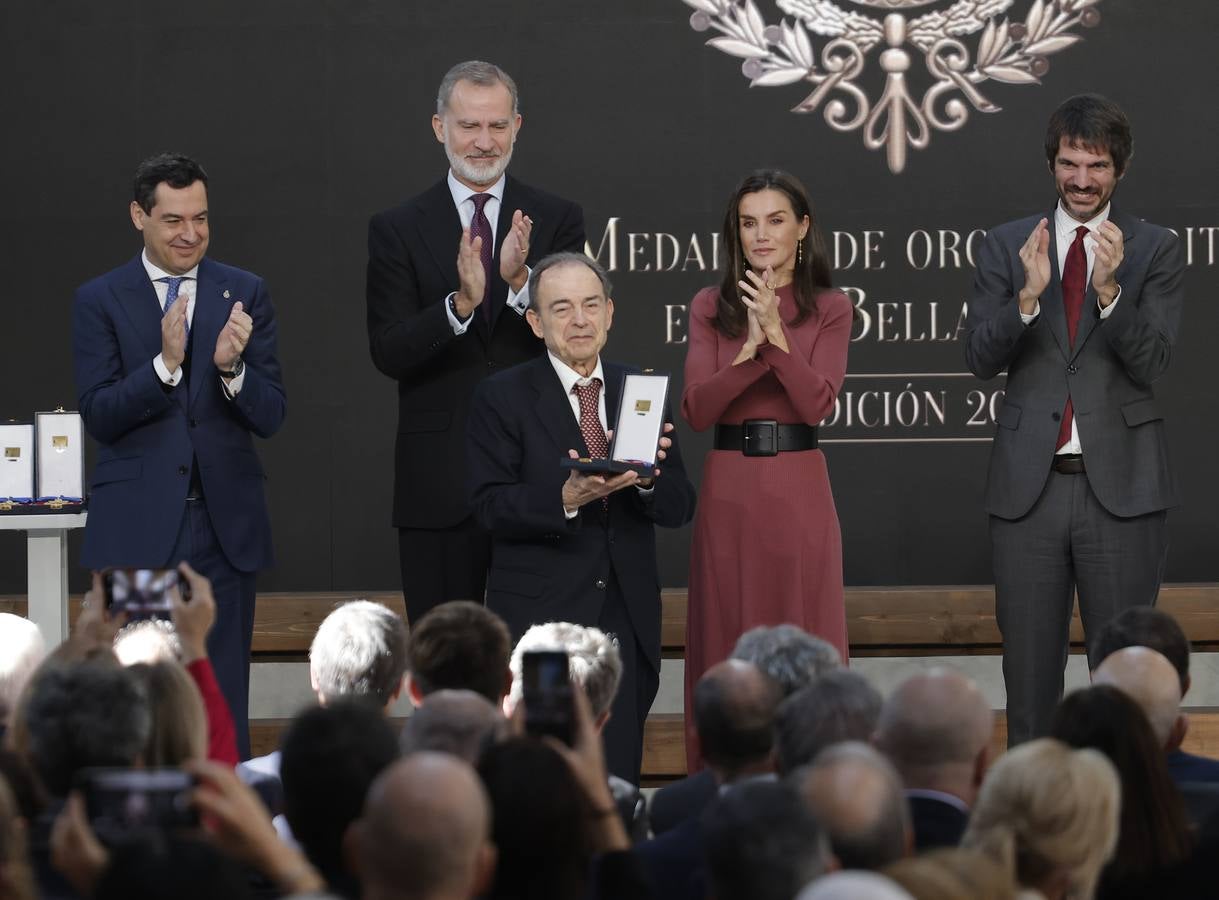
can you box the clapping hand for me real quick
[1091,220,1124,307]
[1018,217,1051,315]
[499,209,533,292]
[213,302,252,374]
[454,228,486,319]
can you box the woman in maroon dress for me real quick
[682,170,851,769]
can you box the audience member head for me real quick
[730,624,841,697]
[19,657,149,796]
[477,737,591,899]
[1092,646,1185,749]
[400,690,506,763]
[694,659,782,783]
[792,741,911,871]
[704,779,831,900]
[775,669,882,776]
[94,835,254,900]
[0,615,44,732]
[407,602,511,706]
[962,738,1119,900]
[507,622,622,729]
[310,600,409,711]
[797,872,914,900]
[0,775,35,900]
[280,700,400,895]
[351,753,495,900]
[884,847,1016,900]
[1091,606,1190,696]
[112,619,181,666]
[1050,684,1192,888]
[126,660,207,766]
[874,668,994,805]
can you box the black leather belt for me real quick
[1052,453,1085,475]
[714,420,818,456]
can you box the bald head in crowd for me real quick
[350,752,496,900]
[399,690,506,763]
[797,871,915,900]
[874,668,994,806]
[1093,646,1185,749]
[793,741,912,871]
[695,659,783,783]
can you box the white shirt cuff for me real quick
[1097,284,1121,318]
[221,366,246,398]
[506,267,532,316]
[154,353,184,386]
[563,505,579,520]
[445,292,472,335]
[1019,300,1040,325]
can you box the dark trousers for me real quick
[991,469,1168,746]
[397,517,491,626]
[167,498,257,758]
[598,574,659,786]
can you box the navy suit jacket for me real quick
[466,356,696,669]
[73,255,286,571]
[366,176,585,529]
[965,208,1183,519]
[908,794,968,851]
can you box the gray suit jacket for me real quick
[965,208,1184,520]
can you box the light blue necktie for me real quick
[159,276,188,335]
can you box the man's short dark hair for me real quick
[731,624,842,696]
[22,658,150,796]
[310,600,409,706]
[704,781,830,900]
[775,669,883,775]
[1044,94,1133,176]
[526,253,613,309]
[1092,606,1190,696]
[132,153,208,215]
[407,601,511,703]
[281,700,400,893]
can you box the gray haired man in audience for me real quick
[0,613,45,736]
[873,668,995,851]
[792,741,913,871]
[656,624,842,835]
[399,689,507,763]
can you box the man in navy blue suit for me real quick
[73,153,286,757]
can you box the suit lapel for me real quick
[1043,212,1070,360]
[1068,209,1138,361]
[529,356,586,456]
[188,259,230,405]
[115,256,166,361]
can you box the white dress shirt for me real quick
[145,252,245,396]
[1020,202,1120,454]
[443,171,531,333]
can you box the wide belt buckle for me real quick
[742,419,779,457]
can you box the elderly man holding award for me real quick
[466,251,697,785]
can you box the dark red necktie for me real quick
[573,379,609,509]
[469,192,494,322]
[1056,225,1089,450]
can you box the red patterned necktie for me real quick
[469,193,494,322]
[573,379,609,510]
[1056,225,1089,450]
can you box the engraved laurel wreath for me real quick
[682,0,1104,173]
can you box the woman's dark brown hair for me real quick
[1050,685,1193,886]
[715,169,833,338]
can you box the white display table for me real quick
[0,512,87,643]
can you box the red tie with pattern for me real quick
[469,193,494,323]
[1056,225,1089,450]
[573,379,608,509]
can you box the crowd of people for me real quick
[0,577,1215,900]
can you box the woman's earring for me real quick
[797,239,803,266]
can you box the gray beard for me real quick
[446,142,513,187]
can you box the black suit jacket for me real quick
[907,794,968,851]
[466,356,696,669]
[649,770,717,836]
[366,176,585,528]
[634,815,706,900]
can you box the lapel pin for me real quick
[223,290,231,299]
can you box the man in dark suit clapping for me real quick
[366,60,585,625]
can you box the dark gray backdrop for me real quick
[1,0,1215,593]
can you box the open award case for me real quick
[0,421,34,514]
[34,410,85,512]
[560,373,670,477]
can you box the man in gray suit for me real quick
[965,94,1185,746]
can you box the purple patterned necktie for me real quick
[573,379,609,509]
[469,193,494,322]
